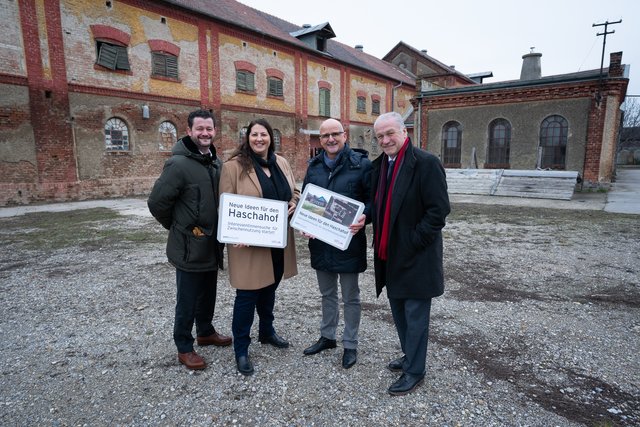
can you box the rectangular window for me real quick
[267,77,283,97]
[319,88,331,117]
[152,52,178,79]
[96,42,130,70]
[357,97,366,113]
[236,71,255,92]
[372,100,381,115]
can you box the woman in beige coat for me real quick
[219,118,299,376]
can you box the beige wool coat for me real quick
[219,155,300,290]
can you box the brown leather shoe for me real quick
[178,351,206,370]
[197,331,232,347]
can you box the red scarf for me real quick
[375,138,409,260]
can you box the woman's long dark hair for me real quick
[230,118,276,175]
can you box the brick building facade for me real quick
[0,0,414,206]
[411,50,629,185]
[0,1,630,205]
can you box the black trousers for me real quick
[388,297,432,376]
[174,269,218,353]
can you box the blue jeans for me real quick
[232,283,278,358]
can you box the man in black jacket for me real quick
[148,109,231,370]
[371,112,450,395]
[301,118,371,369]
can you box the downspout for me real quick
[70,116,80,181]
[391,81,403,112]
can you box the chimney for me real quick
[421,49,428,54]
[355,45,363,52]
[520,49,542,80]
[608,51,623,77]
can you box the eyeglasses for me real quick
[319,131,345,140]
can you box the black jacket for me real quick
[147,136,223,272]
[371,140,450,298]
[303,145,372,273]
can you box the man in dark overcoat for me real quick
[371,111,450,395]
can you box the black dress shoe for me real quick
[388,373,425,396]
[236,355,254,376]
[303,336,337,355]
[387,355,405,372]
[258,333,289,348]
[342,348,357,369]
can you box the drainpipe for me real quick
[391,81,403,112]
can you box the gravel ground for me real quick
[0,200,638,426]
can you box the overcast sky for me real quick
[238,0,639,100]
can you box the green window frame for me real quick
[236,71,255,92]
[319,88,331,117]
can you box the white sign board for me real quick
[290,183,364,251]
[217,193,288,248]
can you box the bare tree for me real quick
[618,97,640,165]
[622,97,640,128]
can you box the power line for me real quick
[592,19,622,104]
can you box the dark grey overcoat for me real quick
[371,140,450,299]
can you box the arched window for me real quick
[273,129,282,152]
[370,137,378,155]
[539,115,568,169]
[442,121,462,167]
[158,121,177,151]
[105,117,129,151]
[486,118,511,167]
[239,126,248,144]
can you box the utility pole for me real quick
[593,19,622,104]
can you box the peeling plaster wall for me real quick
[0,0,27,76]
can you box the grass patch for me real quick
[0,208,165,250]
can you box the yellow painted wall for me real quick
[307,60,341,118]
[349,73,385,122]
[60,0,200,99]
[218,33,296,113]
[0,0,27,76]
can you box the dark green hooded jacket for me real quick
[148,136,223,272]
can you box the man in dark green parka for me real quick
[148,109,231,370]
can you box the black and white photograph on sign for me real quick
[291,184,364,251]
[217,193,288,248]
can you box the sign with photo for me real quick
[217,193,288,248]
[290,183,365,251]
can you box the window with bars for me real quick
[319,88,331,117]
[96,41,130,71]
[273,129,282,151]
[151,52,178,79]
[370,137,379,155]
[267,77,283,97]
[539,115,568,169]
[105,117,129,151]
[356,97,366,113]
[486,118,511,167]
[239,126,248,144]
[236,71,255,92]
[158,121,177,151]
[442,121,462,167]
[371,99,381,115]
